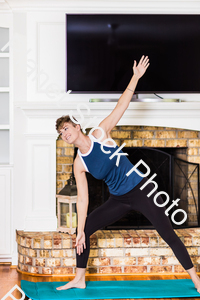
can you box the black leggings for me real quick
[76,178,193,270]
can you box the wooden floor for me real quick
[0,265,200,300]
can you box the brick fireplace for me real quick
[16,101,200,274]
[15,125,200,275]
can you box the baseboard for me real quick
[0,262,12,265]
[16,267,198,278]
[10,265,17,268]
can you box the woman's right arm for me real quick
[96,56,149,137]
[73,155,89,254]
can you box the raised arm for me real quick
[98,55,149,136]
[74,156,89,255]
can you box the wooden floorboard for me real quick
[0,266,199,300]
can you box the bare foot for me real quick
[56,278,86,290]
[194,277,200,293]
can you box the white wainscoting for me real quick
[24,136,57,231]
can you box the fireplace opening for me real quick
[74,147,199,230]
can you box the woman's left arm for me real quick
[99,55,149,136]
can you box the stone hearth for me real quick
[16,228,200,275]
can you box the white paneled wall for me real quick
[24,137,57,231]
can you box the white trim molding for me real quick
[24,137,57,231]
[2,0,200,13]
[16,101,200,131]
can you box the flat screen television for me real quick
[66,14,200,94]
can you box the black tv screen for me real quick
[66,14,200,93]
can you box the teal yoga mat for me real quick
[21,279,200,299]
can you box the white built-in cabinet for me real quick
[0,20,12,262]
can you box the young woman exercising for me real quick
[56,56,200,292]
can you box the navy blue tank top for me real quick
[78,135,143,196]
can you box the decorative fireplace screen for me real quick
[83,147,199,230]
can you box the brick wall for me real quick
[16,228,200,275]
[56,139,74,192]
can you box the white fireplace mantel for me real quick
[16,100,200,132]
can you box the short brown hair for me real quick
[55,115,80,133]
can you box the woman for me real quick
[56,56,200,292]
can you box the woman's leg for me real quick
[57,195,131,290]
[130,179,200,292]
[76,195,131,268]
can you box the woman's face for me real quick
[59,122,80,144]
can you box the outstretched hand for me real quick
[133,55,150,79]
